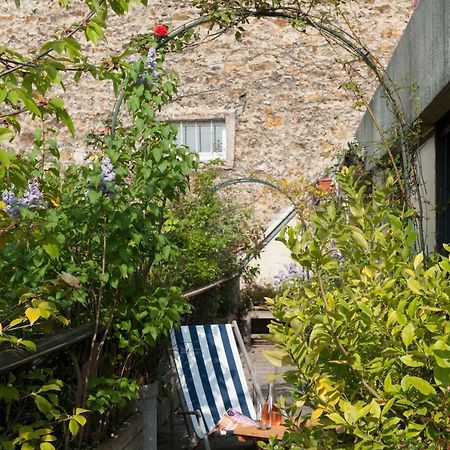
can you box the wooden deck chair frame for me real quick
[169,320,264,449]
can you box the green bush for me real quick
[264,167,450,449]
[155,167,260,290]
[0,21,259,447]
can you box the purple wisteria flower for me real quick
[146,48,159,79]
[2,180,45,217]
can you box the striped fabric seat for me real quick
[171,323,256,437]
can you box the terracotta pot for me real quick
[318,178,335,194]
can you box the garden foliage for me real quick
[0,2,257,447]
[264,168,450,449]
[156,167,261,290]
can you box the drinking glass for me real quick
[256,400,271,430]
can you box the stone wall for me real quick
[2,0,413,223]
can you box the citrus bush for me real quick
[264,168,450,449]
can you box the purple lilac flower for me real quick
[2,189,20,217]
[146,48,159,79]
[21,180,44,208]
[274,263,309,289]
[146,48,156,70]
[99,156,116,196]
[2,180,44,217]
[329,240,344,264]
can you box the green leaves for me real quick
[262,348,291,367]
[401,322,415,348]
[25,307,41,325]
[68,419,79,436]
[268,168,450,448]
[85,18,105,44]
[401,375,436,396]
[42,241,60,260]
[348,225,369,250]
[406,277,422,295]
[34,395,52,414]
[0,128,15,141]
[399,354,423,367]
[434,365,450,386]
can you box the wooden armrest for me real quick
[233,424,287,440]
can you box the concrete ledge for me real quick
[356,0,450,157]
[96,413,142,450]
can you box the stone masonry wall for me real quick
[2,0,413,223]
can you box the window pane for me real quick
[184,123,196,150]
[213,122,225,153]
[198,122,212,153]
[174,124,181,145]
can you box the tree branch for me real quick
[0,3,102,79]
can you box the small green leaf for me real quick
[413,252,424,270]
[40,443,55,450]
[16,89,42,116]
[0,128,14,142]
[43,241,60,259]
[434,365,450,386]
[20,339,36,349]
[49,98,64,109]
[38,384,62,393]
[401,375,436,396]
[400,354,423,367]
[119,263,128,278]
[21,444,34,450]
[25,307,41,325]
[73,414,87,426]
[75,408,89,414]
[35,394,52,414]
[401,322,415,348]
[153,147,162,163]
[0,149,11,168]
[261,349,291,367]
[348,226,369,250]
[407,278,422,295]
[381,398,395,416]
[327,412,347,425]
[69,418,79,436]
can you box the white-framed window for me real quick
[174,120,227,162]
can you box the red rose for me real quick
[154,25,168,37]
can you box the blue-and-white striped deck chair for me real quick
[170,320,263,449]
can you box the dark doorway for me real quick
[436,112,450,253]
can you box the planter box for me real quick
[136,383,158,450]
[96,382,158,450]
[96,414,142,450]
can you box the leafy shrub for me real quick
[0,19,260,447]
[264,168,450,449]
[154,167,261,290]
[0,25,196,447]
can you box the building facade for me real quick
[2,0,412,224]
[356,0,449,255]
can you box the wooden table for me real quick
[233,424,287,441]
